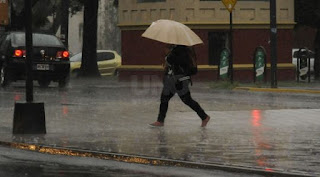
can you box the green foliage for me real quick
[69,0,84,15]
[10,0,84,31]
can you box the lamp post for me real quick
[25,0,33,102]
[229,11,233,84]
[221,0,237,84]
[12,0,46,134]
[270,0,278,88]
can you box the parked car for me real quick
[70,50,121,77]
[0,32,70,88]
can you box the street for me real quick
[0,145,265,177]
[0,78,320,176]
[1,0,320,176]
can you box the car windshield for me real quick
[11,33,63,47]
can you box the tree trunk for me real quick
[80,0,100,77]
[60,0,69,48]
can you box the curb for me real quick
[0,141,315,177]
[234,87,320,94]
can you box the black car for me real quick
[0,32,70,88]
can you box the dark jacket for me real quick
[165,45,191,75]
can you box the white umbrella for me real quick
[142,19,203,46]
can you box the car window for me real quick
[97,52,115,61]
[70,53,82,62]
[11,33,64,47]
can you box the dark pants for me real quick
[157,75,208,122]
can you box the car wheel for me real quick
[38,80,51,88]
[0,64,9,87]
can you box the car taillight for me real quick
[13,50,26,57]
[63,51,69,58]
[57,51,69,59]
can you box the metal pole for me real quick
[297,52,300,82]
[229,12,233,84]
[308,53,311,83]
[25,0,33,102]
[253,48,256,83]
[270,0,277,88]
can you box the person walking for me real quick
[150,45,210,127]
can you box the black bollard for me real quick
[13,103,46,134]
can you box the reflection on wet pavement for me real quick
[251,110,274,169]
[14,92,22,102]
[10,108,317,175]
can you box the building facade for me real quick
[0,0,9,34]
[117,0,295,81]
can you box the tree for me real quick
[295,0,320,79]
[10,0,113,78]
[79,0,100,77]
[53,0,101,77]
[10,0,83,33]
[51,0,84,34]
[10,0,47,30]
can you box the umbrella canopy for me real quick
[142,19,203,46]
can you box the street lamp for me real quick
[270,0,278,88]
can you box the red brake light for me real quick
[57,51,69,59]
[14,50,26,57]
[62,51,69,58]
[56,51,62,58]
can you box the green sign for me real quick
[254,47,265,81]
[219,48,230,79]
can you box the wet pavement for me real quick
[0,78,320,176]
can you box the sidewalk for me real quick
[233,80,320,94]
[0,79,320,176]
[234,86,320,94]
